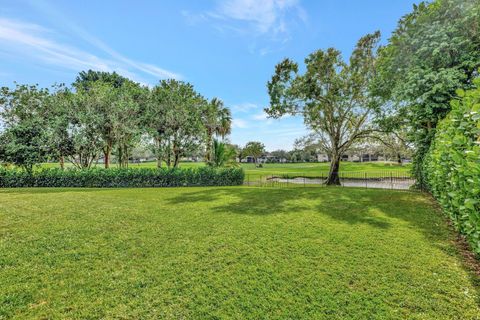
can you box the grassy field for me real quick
[41,161,412,181]
[1,187,477,319]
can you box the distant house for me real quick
[317,152,384,162]
[242,155,287,163]
[317,154,329,162]
[242,156,256,163]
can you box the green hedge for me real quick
[425,80,480,255]
[0,167,244,188]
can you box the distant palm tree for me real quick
[203,98,232,162]
[208,139,237,167]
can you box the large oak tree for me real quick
[266,32,381,185]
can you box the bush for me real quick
[425,79,480,255]
[0,167,244,188]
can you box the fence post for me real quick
[390,171,393,189]
[303,176,306,188]
[365,172,367,188]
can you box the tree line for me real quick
[0,71,233,172]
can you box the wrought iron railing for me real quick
[243,171,416,191]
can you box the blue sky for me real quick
[0,0,418,150]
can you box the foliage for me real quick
[71,73,146,168]
[242,141,265,166]
[425,79,480,254]
[0,122,48,173]
[1,71,233,172]
[374,0,480,186]
[73,70,129,90]
[1,187,478,318]
[145,80,206,168]
[202,98,232,163]
[367,128,413,164]
[207,139,237,168]
[266,32,381,185]
[0,84,51,172]
[269,149,291,162]
[0,167,244,188]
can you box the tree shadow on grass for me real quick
[166,187,393,229]
[166,187,312,216]
[167,186,480,305]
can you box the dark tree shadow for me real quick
[166,186,480,304]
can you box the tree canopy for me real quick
[266,32,381,184]
[0,71,232,170]
[374,0,480,185]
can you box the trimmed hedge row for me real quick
[0,167,245,188]
[425,81,480,255]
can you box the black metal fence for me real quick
[244,171,416,191]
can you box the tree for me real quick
[0,123,48,172]
[269,149,290,162]
[0,84,50,172]
[73,71,140,168]
[110,81,146,168]
[293,135,325,162]
[207,139,237,167]
[202,98,232,163]
[145,80,205,168]
[374,0,480,186]
[62,86,104,169]
[74,70,128,90]
[242,141,265,167]
[266,32,381,185]
[369,130,412,165]
[44,85,75,170]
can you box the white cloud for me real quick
[232,118,249,129]
[0,17,180,83]
[182,0,307,47]
[215,0,304,36]
[251,110,290,122]
[231,102,259,113]
[252,111,269,121]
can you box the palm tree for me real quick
[243,141,265,167]
[203,98,232,162]
[208,139,237,167]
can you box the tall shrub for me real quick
[425,79,480,254]
[0,167,244,188]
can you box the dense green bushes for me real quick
[425,80,480,255]
[0,167,244,188]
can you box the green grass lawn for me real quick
[0,187,477,319]
[239,161,411,181]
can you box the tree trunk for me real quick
[123,144,129,168]
[205,131,213,163]
[59,155,65,170]
[397,153,402,165]
[103,144,111,169]
[166,141,172,168]
[325,155,341,185]
[155,137,162,168]
[173,152,180,168]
